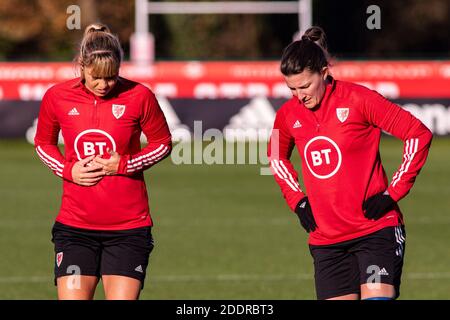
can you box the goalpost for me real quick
[131,0,312,63]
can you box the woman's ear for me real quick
[79,65,85,80]
[321,67,329,80]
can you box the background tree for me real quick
[0,0,448,61]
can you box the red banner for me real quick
[0,61,449,100]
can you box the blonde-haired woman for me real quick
[35,23,172,299]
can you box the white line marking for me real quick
[1,272,449,283]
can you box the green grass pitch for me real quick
[0,138,449,299]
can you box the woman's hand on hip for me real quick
[72,155,105,186]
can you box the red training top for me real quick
[268,77,432,245]
[35,77,172,230]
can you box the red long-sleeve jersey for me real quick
[268,77,432,245]
[35,77,172,230]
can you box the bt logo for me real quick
[304,136,342,179]
[74,129,116,160]
[83,142,108,156]
[310,149,332,166]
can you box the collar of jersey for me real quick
[321,75,336,105]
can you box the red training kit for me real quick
[268,77,432,245]
[35,77,172,230]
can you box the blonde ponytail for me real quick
[83,23,111,36]
[77,23,123,79]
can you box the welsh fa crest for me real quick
[336,108,349,123]
[56,252,63,267]
[112,104,126,119]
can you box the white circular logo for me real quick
[74,129,116,160]
[304,136,342,179]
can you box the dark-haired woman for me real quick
[268,26,432,300]
[34,23,172,299]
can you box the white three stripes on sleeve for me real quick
[35,146,64,178]
[126,144,170,173]
[391,138,419,187]
[392,139,411,183]
[270,159,302,192]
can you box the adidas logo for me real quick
[293,120,302,128]
[135,265,144,273]
[68,108,80,116]
[378,268,389,276]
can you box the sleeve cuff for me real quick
[117,154,131,175]
[387,186,403,202]
[288,192,306,212]
[62,161,75,181]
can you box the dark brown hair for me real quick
[77,23,123,79]
[280,26,330,76]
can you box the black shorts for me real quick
[309,226,406,300]
[51,222,154,288]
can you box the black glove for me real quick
[295,197,317,233]
[363,191,396,221]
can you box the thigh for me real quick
[309,243,360,300]
[57,275,99,300]
[102,275,142,300]
[354,226,406,299]
[100,227,154,290]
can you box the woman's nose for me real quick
[297,90,306,100]
[98,79,108,88]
